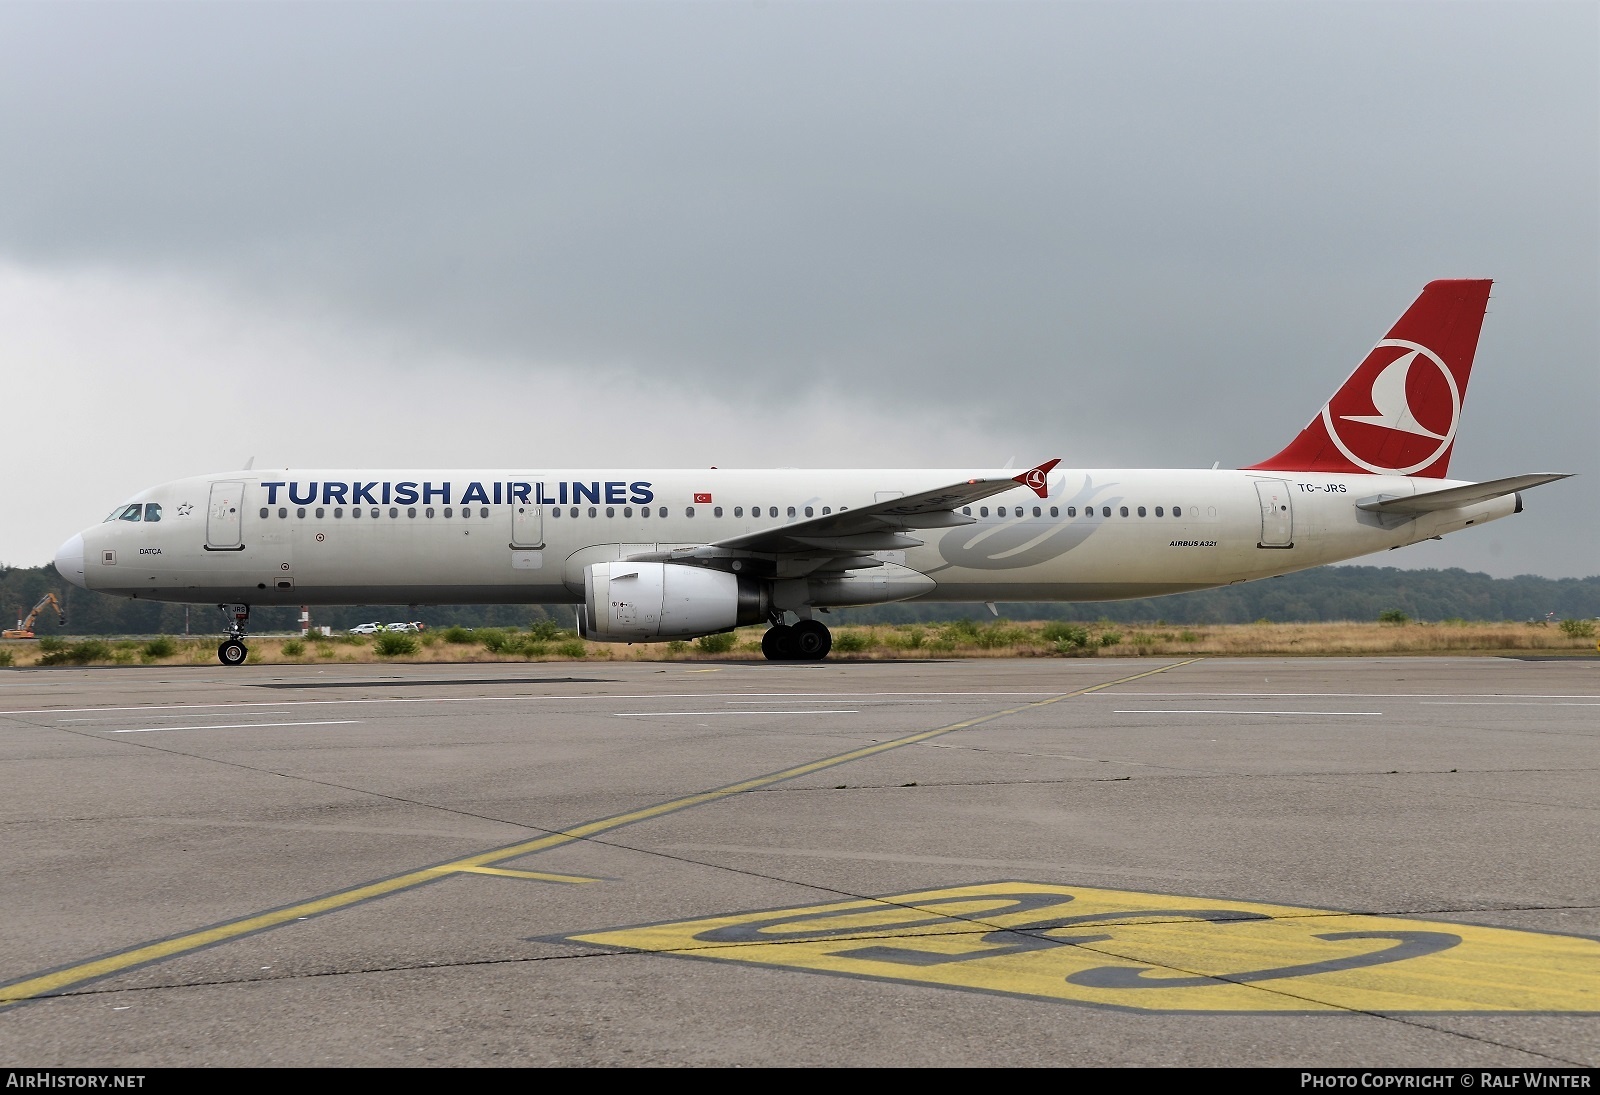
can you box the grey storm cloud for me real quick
[0,2,1594,576]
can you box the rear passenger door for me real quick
[1254,480,1293,548]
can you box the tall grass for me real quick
[1,617,1595,666]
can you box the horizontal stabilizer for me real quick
[1356,473,1571,515]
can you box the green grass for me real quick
[374,632,419,657]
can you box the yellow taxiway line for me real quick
[0,660,1197,1007]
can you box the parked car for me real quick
[385,621,423,632]
[348,622,384,635]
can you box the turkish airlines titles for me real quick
[257,480,658,508]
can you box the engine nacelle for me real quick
[581,561,768,642]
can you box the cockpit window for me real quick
[143,503,162,523]
[117,504,143,522]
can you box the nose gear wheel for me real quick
[215,603,251,666]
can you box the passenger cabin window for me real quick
[804,506,813,517]
[768,507,777,518]
[1065,507,1074,517]
[443,507,453,518]
[606,507,615,518]
[980,507,989,517]
[389,507,398,518]
[1033,506,1041,517]
[963,506,971,515]
[1155,506,1164,517]
[408,507,417,518]
[482,508,490,519]
[640,507,649,519]
[589,507,597,518]
[316,507,325,518]
[258,508,268,519]
[623,507,633,518]
[1137,506,1146,517]
[686,507,695,518]
[144,503,162,522]
[822,506,831,515]
[1102,506,1111,517]
[1172,506,1182,517]
[1120,506,1129,517]
[334,507,344,518]
[713,506,723,517]
[352,508,362,519]
[787,506,796,518]
[297,507,306,518]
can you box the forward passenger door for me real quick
[205,481,245,551]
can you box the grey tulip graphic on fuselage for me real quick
[930,476,1122,573]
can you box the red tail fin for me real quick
[1245,279,1491,478]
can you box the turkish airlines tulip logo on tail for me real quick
[1321,339,1461,475]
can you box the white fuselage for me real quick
[61,466,1516,609]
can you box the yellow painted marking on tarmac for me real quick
[682,668,723,674]
[0,661,1195,1007]
[452,866,601,884]
[567,881,1600,1013]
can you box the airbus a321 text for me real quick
[54,280,1570,665]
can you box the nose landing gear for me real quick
[761,619,832,662]
[216,603,250,666]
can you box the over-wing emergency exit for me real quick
[53,280,1569,665]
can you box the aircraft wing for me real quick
[627,459,1059,565]
[1356,473,1571,515]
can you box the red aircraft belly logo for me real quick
[1321,339,1461,475]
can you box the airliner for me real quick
[53,279,1568,665]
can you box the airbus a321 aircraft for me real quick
[54,279,1569,665]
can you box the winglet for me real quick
[1013,458,1061,498]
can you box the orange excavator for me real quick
[4,593,65,639]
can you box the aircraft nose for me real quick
[55,533,86,589]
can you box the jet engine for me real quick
[581,561,769,642]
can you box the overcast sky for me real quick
[2,2,1594,579]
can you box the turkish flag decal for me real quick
[694,493,712,504]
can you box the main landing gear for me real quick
[761,619,832,662]
[216,603,250,666]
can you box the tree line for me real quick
[1,561,1595,638]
